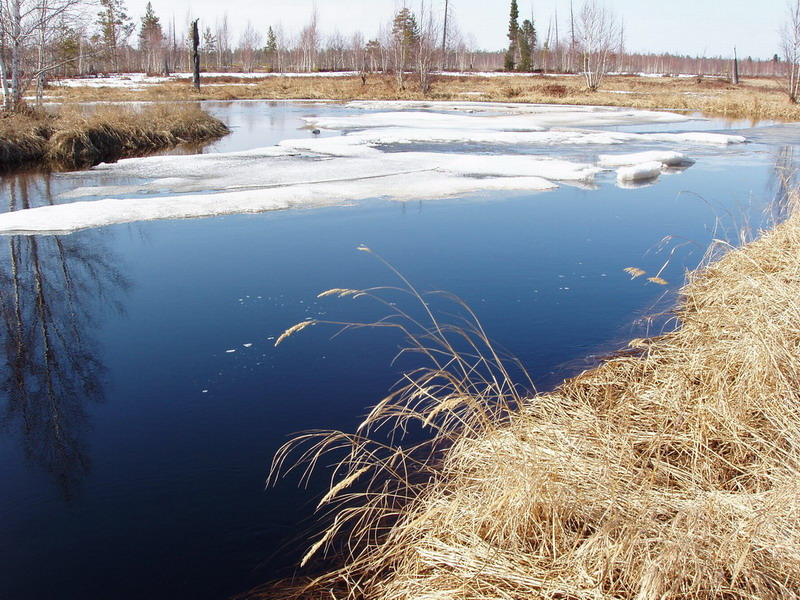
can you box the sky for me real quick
[124,0,786,60]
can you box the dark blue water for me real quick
[0,101,789,600]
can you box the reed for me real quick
[255,194,800,599]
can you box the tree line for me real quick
[0,0,797,111]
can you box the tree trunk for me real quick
[11,0,22,108]
[0,59,10,110]
[192,20,200,90]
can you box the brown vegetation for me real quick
[257,195,800,599]
[48,73,800,122]
[0,104,228,172]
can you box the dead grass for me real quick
[48,73,800,122]
[0,103,228,171]
[0,108,53,170]
[255,195,800,599]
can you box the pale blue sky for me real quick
[125,0,785,59]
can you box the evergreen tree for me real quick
[518,18,536,71]
[504,0,519,71]
[265,26,277,55]
[97,0,133,72]
[264,26,277,70]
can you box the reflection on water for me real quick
[0,173,129,496]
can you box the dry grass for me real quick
[0,103,228,172]
[255,197,800,599]
[48,73,800,122]
[0,108,53,170]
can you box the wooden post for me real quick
[192,19,200,91]
[732,46,739,85]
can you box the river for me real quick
[0,99,792,600]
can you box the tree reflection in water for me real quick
[0,172,130,497]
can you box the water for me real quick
[0,100,792,600]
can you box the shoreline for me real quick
[260,194,800,598]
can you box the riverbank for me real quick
[0,104,228,172]
[262,192,800,598]
[48,72,800,123]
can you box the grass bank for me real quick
[260,196,800,598]
[49,73,800,123]
[0,104,228,172]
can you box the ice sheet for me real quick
[0,172,557,234]
[310,105,691,129]
[0,101,749,234]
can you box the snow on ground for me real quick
[51,71,361,89]
[0,101,749,234]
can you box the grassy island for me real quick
[260,195,800,599]
[0,103,229,172]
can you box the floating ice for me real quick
[598,151,692,167]
[616,161,664,182]
[0,101,750,235]
[0,171,558,234]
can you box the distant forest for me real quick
[0,0,787,108]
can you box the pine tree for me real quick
[97,0,133,72]
[504,0,519,71]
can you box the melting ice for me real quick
[0,102,748,234]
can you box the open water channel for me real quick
[0,99,794,599]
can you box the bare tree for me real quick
[0,0,89,109]
[576,0,621,90]
[298,6,318,72]
[781,0,800,103]
[238,20,261,72]
[415,1,438,94]
[214,13,230,70]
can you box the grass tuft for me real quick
[0,103,228,172]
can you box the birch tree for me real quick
[390,7,417,90]
[576,0,620,90]
[415,1,438,94]
[781,0,800,103]
[0,0,88,109]
[238,20,261,72]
